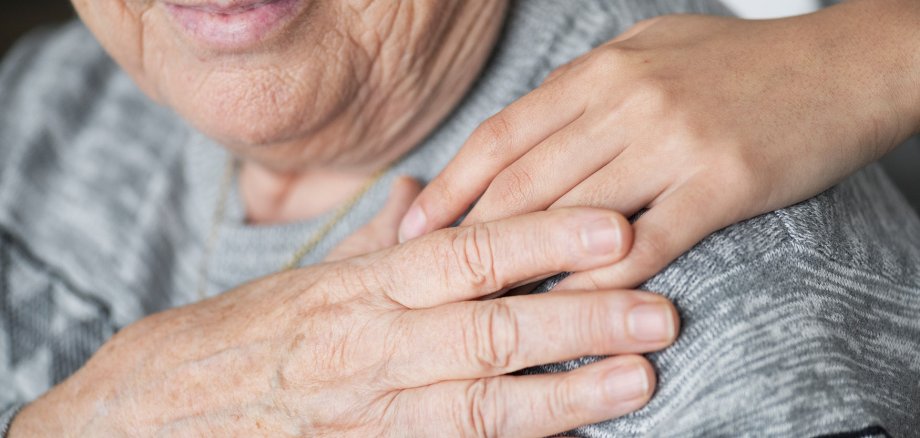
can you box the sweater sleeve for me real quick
[0,404,23,437]
[0,23,155,435]
[0,35,41,426]
[0,229,118,437]
[531,165,920,437]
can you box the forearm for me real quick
[0,237,119,437]
[8,385,87,438]
[1,404,24,438]
[815,0,920,152]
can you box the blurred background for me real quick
[0,2,74,55]
[1,0,917,212]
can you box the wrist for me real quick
[9,398,70,437]
[8,376,103,438]
[815,0,920,150]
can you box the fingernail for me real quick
[627,303,676,342]
[579,216,623,255]
[398,205,427,243]
[603,363,649,402]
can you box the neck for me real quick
[240,162,381,225]
[239,1,508,224]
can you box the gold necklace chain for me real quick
[196,157,390,299]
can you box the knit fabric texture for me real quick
[1,1,918,436]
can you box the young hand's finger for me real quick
[557,179,738,290]
[461,115,627,226]
[398,77,586,242]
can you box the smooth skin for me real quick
[10,206,679,437]
[399,0,920,290]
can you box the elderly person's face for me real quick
[70,0,507,172]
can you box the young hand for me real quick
[399,1,920,289]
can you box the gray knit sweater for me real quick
[1,1,919,436]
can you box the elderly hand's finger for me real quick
[325,176,422,262]
[385,290,676,387]
[396,355,656,437]
[397,78,586,243]
[371,208,633,309]
[557,179,738,290]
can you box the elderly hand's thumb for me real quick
[325,176,422,261]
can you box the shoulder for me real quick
[649,164,920,296]
[0,227,117,404]
[553,166,920,436]
[499,0,733,84]
[618,165,920,436]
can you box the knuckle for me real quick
[633,16,664,30]
[584,269,609,292]
[491,165,536,212]
[591,45,633,74]
[426,177,457,208]
[692,177,750,225]
[546,374,584,425]
[466,301,521,372]
[543,57,582,82]
[543,65,567,83]
[667,113,715,152]
[462,379,504,438]
[630,77,675,114]
[580,298,616,349]
[593,43,649,72]
[675,145,759,218]
[709,147,765,201]
[474,113,516,160]
[633,224,670,270]
[544,71,563,84]
[600,43,634,59]
[450,225,500,291]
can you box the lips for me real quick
[163,0,303,51]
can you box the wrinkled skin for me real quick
[70,0,508,173]
[11,206,681,436]
[7,0,686,436]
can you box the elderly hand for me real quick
[398,1,920,290]
[11,208,679,437]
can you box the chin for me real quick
[160,58,359,151]
[179,95,350,172]
[193,108,310,149]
